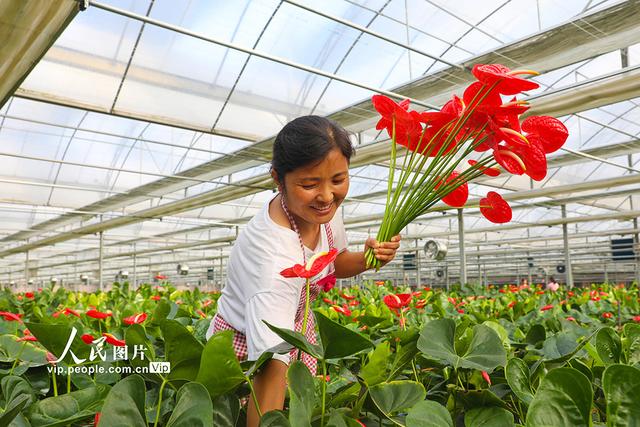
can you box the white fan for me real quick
[424,239,447,261]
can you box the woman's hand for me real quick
[365,234,401,268]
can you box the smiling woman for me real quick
[204,115,401,427]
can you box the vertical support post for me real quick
[25,250,29,287]
[415,239,421,288]
[604,262,608,284]
[219,248,224,290]
[457,209,466,286]
[629,154,640,286]
[561,205,574,289]
[99,229,104,292]
[476,245,481,285]
[133,243,137,290]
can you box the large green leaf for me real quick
[26,384,109,427]
[623,324,640,366]
[166,382,213,427]
[151,299,176,325]
[464,407,514,427]
[595,327,621,366]
[287,361,316,427]
[388,337,419,380]
[313,310,373,359]
[195,330,245,398]
[505,358,533,406]
[0,376,34,427]
[259,411,291,427]
[161,320,203,382]
[213,394,240,427]
[0,335,48,366]
[526,368,592,427]
[125,324,162,383]
[602,364,640,426]
[417,319,506,371]
[263,322,323,359]
[369,381,425,417]
[405,400,453,427]
[525,324,546,346]
[542,330,597,363]
[24,323,90,365]
[97,375,146,427]
[360,341,390,387]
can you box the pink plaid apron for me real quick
[211,221,335,376]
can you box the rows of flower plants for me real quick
[0,280,639,426]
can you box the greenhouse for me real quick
[0,0,639,426]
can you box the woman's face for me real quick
[278,148,350,226]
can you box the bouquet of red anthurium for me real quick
[365,64,569,269]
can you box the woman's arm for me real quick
[334,235,401,278]
[246,359,288,427]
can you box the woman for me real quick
[206,115,400,426]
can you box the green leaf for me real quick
[405,400,453,427]
[1,375,35,408]
[464,407,514,427]
[27,384,109,427]
[125,324,162,383]
[525,324,546,346]
[166,382,213,427]
[0,394,30,427]
[542,329,597,363]
[388,337,419,380]
[360,341,390,386]
[151,299,176,325]
[263,321,323,359]
[326,409,364,427]
[23,324,90,365]
[417,319,506,371]
[0,335,48,365]
[369,381,425,417]
[161,320,203,382]
[287,361,316,427]
[259,411,291,427]
[602,364,640,426]
[97,375,146,427]
[213,394,240,427]
[525,368,592,427]
[595,327,621,366]
[195,330,245,398]
[314,310,373,359]
[623,323,640,365]
[505,358,533,406]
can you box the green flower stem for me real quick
[245,375,262,419]
[321,360,327,427]
[154,378,168,427]
[52,369,58,397]
[67,368,71,393]
[301,278,311,335]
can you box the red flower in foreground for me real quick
[317,274,336,292]
[383,293,412,309]
[540,304,554,311]
[202,299,213,308]
[471,64,539,95]
[25,292,35,299]
[479,191,512,223]
[86,309,111,319]
[0,311,23,322]
[322,298,334,305]
[331,305,351,317]
[123,313,147,325]
[102,333,126,347]
[81,334,95,344]
[437,171,468,208]
[18,329,37,342]
[150,295,161,301]
[602,312,613,319]
[633,315,640,323]
[415,298,428,309]
[481,371,492,385]
[94,412,101,427]
[468,159,501,177]
[340,292,356,301]
[507,301,516,308]
[280,248,339,279]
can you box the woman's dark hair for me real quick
[271,115,354,183]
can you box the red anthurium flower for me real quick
[81,334,95,344]
[513,141,547,181]
[0,311,23,322]
[322,298,334,305]
[468,159,501,177]
[55,308,80,317]
[317,274,336,292]
[437,171,468,208]
[457,309,465,314]
[591,296,601,302]
[567,316,576,321]
[280,248,339,279]
[340,292,356,301]
[150,295,161,301]
[521,116,568,154]
[25,292,35,299]
[633,315,640,323]
[493,146,526,175]
[86,309,112,319]
[202,299,213,308]
[540,304,554,311]
[196,309,206,318]
[481,371,492,385]
[331,305,351,317]
[480,191,512,223]
[123,313,147,325]
[94,412,101,427]
[102,333,126,347]
[46,352,57,365]
[348,300,360,307]
[602,312,613,319]
[372,95,422,150]
[416,298,428,309]
[383,293,412,309]
[375,280,385,286]
[154,275,167,280]
[472,64,539,95]
[508,301,516,308]
[17,335,37,342]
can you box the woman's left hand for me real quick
[365,234,401,268]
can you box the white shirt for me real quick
[206,194,348,364]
